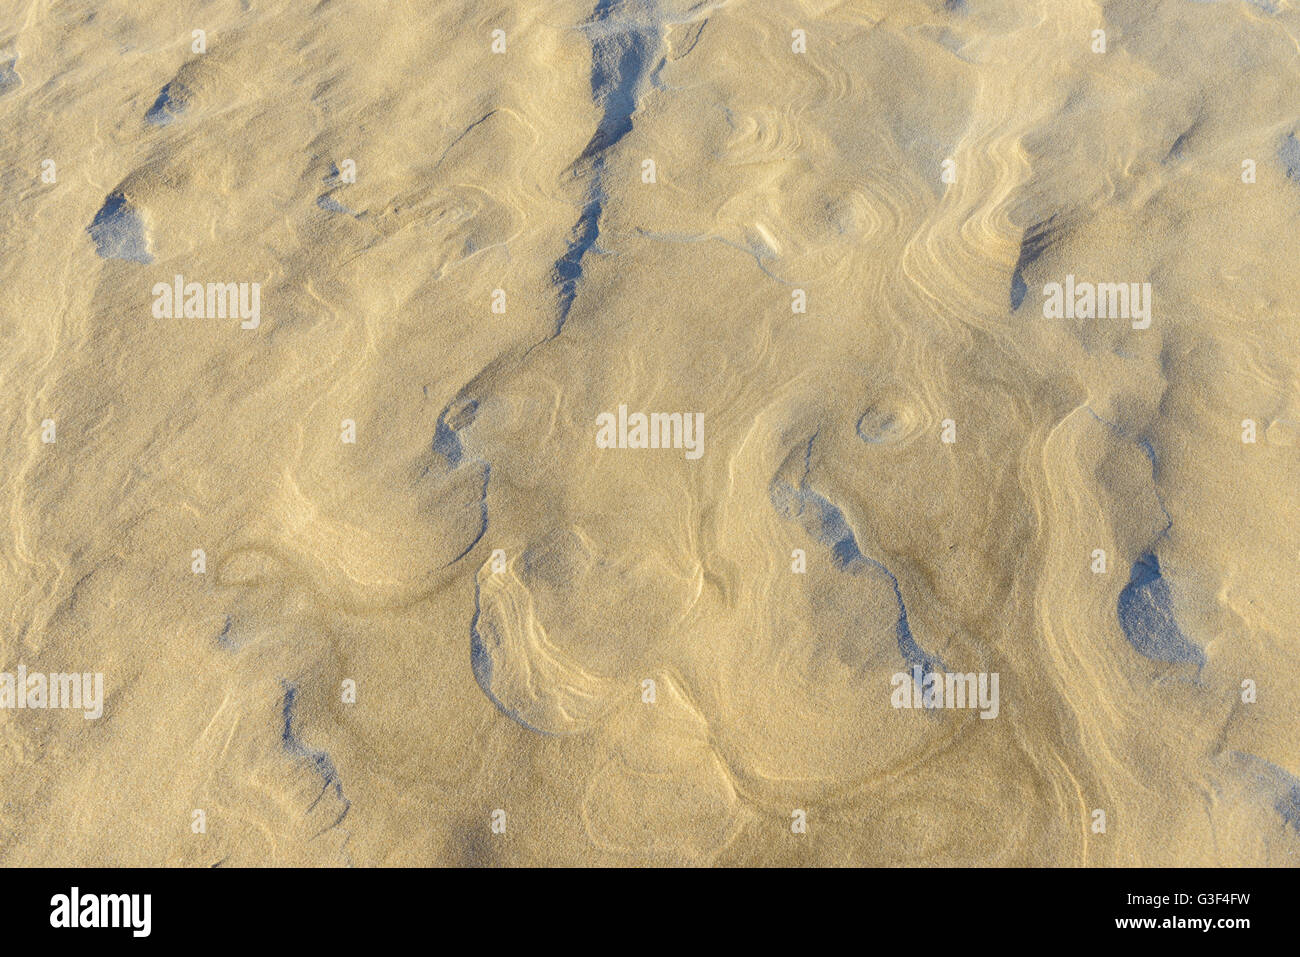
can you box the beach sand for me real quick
[1,0,1298,865]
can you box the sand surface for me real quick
[1,0,1298,865]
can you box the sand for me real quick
[0,0,1298,866]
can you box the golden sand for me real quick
[1,0,1298,866]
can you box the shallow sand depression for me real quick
[0,0,1298,866]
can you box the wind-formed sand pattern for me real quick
[0,0,1298,867]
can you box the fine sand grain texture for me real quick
[0,0,1298,866]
